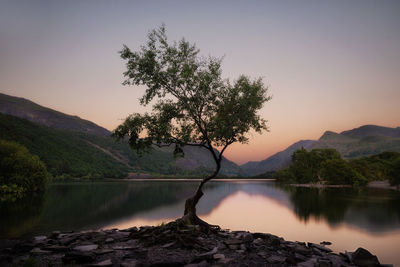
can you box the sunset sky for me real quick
[1,0,399,165]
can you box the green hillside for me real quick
[0,113,239,178]
[0,113,130,178]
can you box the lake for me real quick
[1,180,400,265]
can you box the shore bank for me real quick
[0,221,386,266]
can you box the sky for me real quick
[1,0,399,165]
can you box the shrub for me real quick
[0,139,49,200]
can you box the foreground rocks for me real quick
[0,221,388,266]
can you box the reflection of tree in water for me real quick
[41,182,199,231]
[280,186,353,224]
[0,192,46,238]
[278,185,400,232]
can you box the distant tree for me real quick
[114,25,271,227]
[320,159,367,186]
[0,139,49,201]
[289,148,341,183]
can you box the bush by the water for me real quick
[0,139,49,201]
[275,148,400,186]
[349,151,400,186]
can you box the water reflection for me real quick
[1,180,400,265]
[278,185,400,233]
[0,192,46,238]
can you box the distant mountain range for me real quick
[0,93,240,177]
[1,92,398,178]
[241,125,400,176]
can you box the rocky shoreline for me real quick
[0,221,387,266]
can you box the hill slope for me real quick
[0,93,241,177]
[0,93,110,136]
[242,125,400,176]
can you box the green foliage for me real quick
[276,148,341,183]
[276,148,400,186]
[321,159,367,186]
[0,139,49,201]
[114,25,270,173]
[0,113,230,178]
[0,113,129,178]
[349,152,400,185]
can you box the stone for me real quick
[267,255,286,264]
[235,231,254,242]
[327,254,347,267]
[94,249,114,255]
[121,259,138,267]
[197,246,218,259]
[184,260,208,267]
[162,241,176,248]
[228,244,239,250]
[320,241,332,246]
[318,258,332,267]
[257,251,268,258]
[88,259,113,266]
[126,226,139,232]
[44,245,70,252]
[294,253,308,261]
[105,238,114,243]
[60,235,79,245]
[308,242,333,253]
[112,245,137,250]
[73,244,98,252]
[351,247,380,267]
[269,236,281,246]
[33,236,47,243]
[253,238,264,246]
[213,253,225,260]
[312,247,324,256]
[30,248,51,255]
[49,231,61,239]
[224,238,242,245]
[294,244,312,256]
[297,258,318,267]
[62,251,96,264]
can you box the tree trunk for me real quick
[181,165,220,228]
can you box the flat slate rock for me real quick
[73,244,98,252]
[0,220,387,267]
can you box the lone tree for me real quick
[114,26,271,227]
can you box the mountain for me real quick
[242,125,400,177]
[241,140,315,176]
[0,93,241,177]
[341,125,400,139]
[314,125,400,158]
[173,146,241,177]
[0,93,110,136]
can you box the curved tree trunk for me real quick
[181,163,220,228]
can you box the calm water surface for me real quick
[1,180,400,265]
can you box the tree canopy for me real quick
[0,139,49,201]
[114,25,271,164]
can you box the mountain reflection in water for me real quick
[1,180,400,265]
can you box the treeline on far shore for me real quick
[273,148,400,186]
